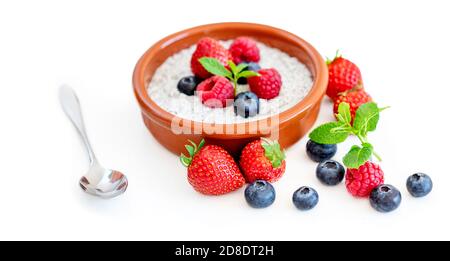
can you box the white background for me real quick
[1,0,449,240]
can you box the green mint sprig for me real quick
[309,102,389,169]
[199,57,260,95]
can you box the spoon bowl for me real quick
[80,166,128,199]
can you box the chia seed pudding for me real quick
[148,40,313,123]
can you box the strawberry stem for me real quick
[326,49,342,65]
[261,138,285,168]
[180,139,205,167]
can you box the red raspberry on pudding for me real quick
[248,68,282,99]
[191,37,232,79]
[229,37,260,65]
[197,76,234,108]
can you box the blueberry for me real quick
[177,76,199,96]
[246,62,261,72]
[369,184,402,213]
[234,91,259,118]
[245,180,276,208]
[406,173,433,197]
[316,160,345,186]
[237,62,261,84]
[292,186,319,211]
[306,139,337,162]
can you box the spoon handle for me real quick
[59,85,98,165]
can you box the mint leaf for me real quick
[337,102,351,125]
[343,143,373,168]
[199,57,232,78]
[235,63,248,74]
[309,122,350,144]
[330,123,353,134]
[228,60,238,76]
[353,102,380,135]
[238,70,259,78]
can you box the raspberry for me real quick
[248,68,282,99]
[229,37,260,64]
[191,37,232,79]
[334,89,372,123]
[197,76,234,108]
[345,161,384,197]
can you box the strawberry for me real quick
[333,89,372,123]
[197,76,234,108]
[180,140,245,196]
[326,53,363,100]
[229,37,260,65]
[239,138,286,183]
[345,161,384,197]
[191,37,232,79]
[248,68,282,99]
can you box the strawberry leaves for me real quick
[199,57,259,95]
[309,102,387,169]
[180,139,205,167]
[261,138,285,168]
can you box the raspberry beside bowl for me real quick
[133,22,328,156]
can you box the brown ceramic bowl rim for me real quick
[133,22,327,139]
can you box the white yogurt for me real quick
[148,41,313,123]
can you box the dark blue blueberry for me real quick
[234,91,259,118]
[237,62,261,84]
[245,180,276,208]
[306,139,337,162]
[177,76,200,96]
[292,186,319,211]
[246,62,261,72]
[406,173,433,197]
[316,160,345,186]
[370,184,402,213]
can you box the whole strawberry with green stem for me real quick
[326,51,363,101]
[239,138,286,183]
[180,139,245,195]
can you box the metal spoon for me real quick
[59,85,128,199]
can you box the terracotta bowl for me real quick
[133,22,328,156]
